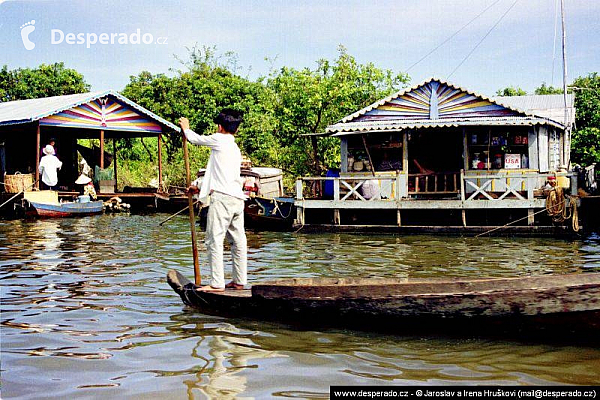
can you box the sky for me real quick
[1,0,599,97]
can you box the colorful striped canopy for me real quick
[354,80,517,122]
[41,97,162,133]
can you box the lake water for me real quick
[1,215,600,398]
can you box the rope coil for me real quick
[545,186,580,232]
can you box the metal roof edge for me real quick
[29,90,113,122]
[5,90,178,132]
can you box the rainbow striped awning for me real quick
[324,78,573,135]
[0,90,178,134]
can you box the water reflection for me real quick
[1,216,599,399]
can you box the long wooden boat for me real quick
[167,270,600,340]
[27,199,104,218]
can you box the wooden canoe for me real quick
[27,200,104,218]
[167,270,600,340]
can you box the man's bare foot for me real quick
[196,285,225,292]
[225,281,245,290]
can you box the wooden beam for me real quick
[35,122,40,189]
[528,209,535,226]
[402,131,408,174]
[340,138,348,173]
[158,132,163,191]
[112,138,118,192]
[99,130,105,169]
[462,127,469,171]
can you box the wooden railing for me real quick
[296,175,402,202]
[295,171,575,202]
[408,172,460,194]
[461,170,575,201]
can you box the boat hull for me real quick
[28,200,104,218]
[167,271,600,340]
[244,197,295,231]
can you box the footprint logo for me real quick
[20,20,36,50]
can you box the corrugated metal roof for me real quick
[0,90,179,131]
[327,116,562,136]
[493,94,575,126]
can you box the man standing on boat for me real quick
[38,144,62,190]
[178,109,248,292]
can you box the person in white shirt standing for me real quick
[39,144,62,190]
[178,109,248,292]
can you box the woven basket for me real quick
[4,173,33,193]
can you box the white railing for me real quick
[295,170,575,203]
[296,174,403,202]
[461,170,575,201]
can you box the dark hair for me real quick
[214,108,243,133]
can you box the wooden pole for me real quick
[560,0,569,167]
[112,137,117,192]
[99,130,105,169]
[361,135,376,177]
[182,132,201,285]
[158,132,163,191]
[35,122,40,189]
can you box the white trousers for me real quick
[205,191,247,288]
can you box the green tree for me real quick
[121,46,280,187]
[0,63,90,102]
[495,86,527,96]
[121,45,409,186]
[570,73,600,166]
[534,82,563,95]
[265,46,409,175]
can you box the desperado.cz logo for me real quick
[20,21,168,50]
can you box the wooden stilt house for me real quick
[295,78,577,234]
[0,91,178,210]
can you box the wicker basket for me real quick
[4,173,34,193]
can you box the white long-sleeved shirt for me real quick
[184,129,246,202]
[38,154,62,187]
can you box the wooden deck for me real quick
[293,171,579,231]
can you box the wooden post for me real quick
[462,127,469,171]
[397,209,401,227]
[361,135,376,176]
[528,209,535,226]
[395,171,401,201]
[183,133,201,286]
[35,122,40,189]
[460,169,466,227]
[402,131,408,173]
[333,209,340,225]
[158,133,163,191]
[112,137,117,192]
[296,179,303,200]
[333,178,340,201]
[99,130,105,169]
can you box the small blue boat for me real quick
[27,198,104,218]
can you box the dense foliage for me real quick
[570,73,600,166]
[120,46,408,188]
[0,63,90,102]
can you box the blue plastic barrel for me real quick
[324,169,340,199]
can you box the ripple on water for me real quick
[1,216,600,399]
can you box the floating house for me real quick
[0,91,178,209]
[295,78,578,234]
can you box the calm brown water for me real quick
[1,215,600,399]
